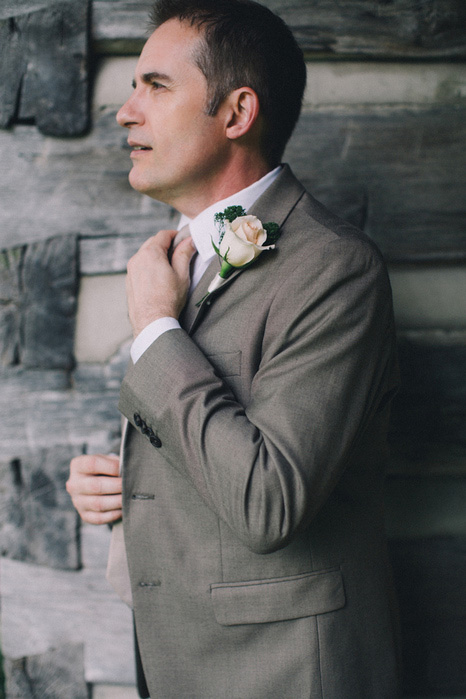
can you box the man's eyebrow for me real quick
[132,71,172,88]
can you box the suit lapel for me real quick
[179,255,219,332]
[180,165,306,336]
[181,251,254,335]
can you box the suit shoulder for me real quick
[280,189,386,274]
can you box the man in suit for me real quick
[67,1,401,696]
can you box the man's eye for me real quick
[151,81,163,90]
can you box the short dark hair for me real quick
[149,0,306,166]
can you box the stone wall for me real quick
[0,1,465,697]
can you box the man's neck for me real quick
[170,157,271,219]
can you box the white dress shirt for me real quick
[130,166,282,363]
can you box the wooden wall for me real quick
[0,1,465,696]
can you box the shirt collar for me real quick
[178,166,282,263]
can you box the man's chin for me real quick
[128,170,154,196]
[128,173,166,203]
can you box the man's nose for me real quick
[116,96,141,128]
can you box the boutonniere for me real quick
[197,206,280,305]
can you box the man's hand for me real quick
[126,229,196,337]
[66,454,122,525]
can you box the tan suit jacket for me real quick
[117,166,401,698]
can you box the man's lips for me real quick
[128,141,153,155]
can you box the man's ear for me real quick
[225,87,261,141]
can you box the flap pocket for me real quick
[211,568,345,626]
[206,350,242,377]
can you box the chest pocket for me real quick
[207,350,242,377]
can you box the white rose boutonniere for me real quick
[200,206,280,301]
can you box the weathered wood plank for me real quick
[0,2,60,19]
[2,106,463,266]
[0,383,121,462]
[0,236,78,369]
[388,338,466,475]
[286,107,466,263]
[79,234,151,274]
[0,343,127,463]
[0,367,70,394]
[0,0,89,136]
[92,0,151,53]
[389,537,466,695]
[92,0,466,58]
[0,109,173,252]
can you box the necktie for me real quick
[172,223,191,248]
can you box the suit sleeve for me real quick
[118,236,398,554]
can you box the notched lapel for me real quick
[181,258,247,335]
[179,256,218,333]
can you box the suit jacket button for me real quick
[134,413,143,427]
[150,435,162,448]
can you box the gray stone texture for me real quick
[0,446,81,569]
[0,1,90,136]
[0,236,78,369]
[4,643,88,699]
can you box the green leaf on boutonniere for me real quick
[263,222,280,245]
[215,205,246,224]
[214,206,247,244]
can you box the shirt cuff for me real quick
[130,317,181,363]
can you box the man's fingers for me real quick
[67,453,123,525]
[86,475,122,496]
[67,473,122,497]
[157,228,178,249]
[138,229,193,263]
[78,492,122,514]
[139,229,178,256]
[69,454,120,478]
[84,509,123,526]
[171,236,196,278]
[67,482,122,525]
[75,500,122,526]
[125,228,195,333]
